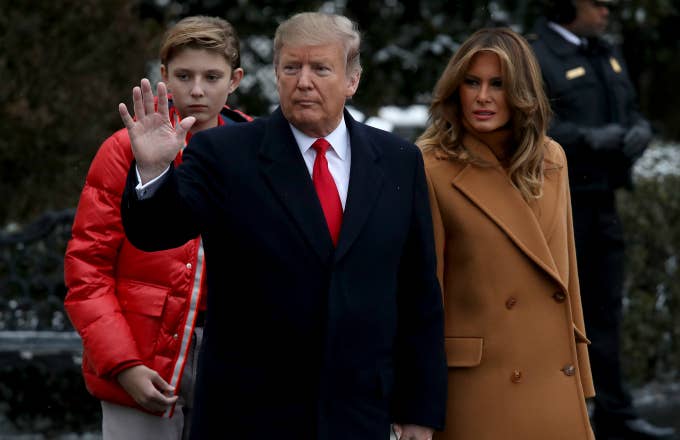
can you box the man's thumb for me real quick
[177,116,196,138]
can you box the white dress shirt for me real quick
[289,117,351,210]
[136,117,353,208]
[547,21,585,46]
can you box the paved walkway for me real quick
[2,384,679,439]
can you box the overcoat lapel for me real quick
[452,136,567,291]
[258,108,334,262]
[334,111,384,261]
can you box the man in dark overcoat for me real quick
[119,11,447,440]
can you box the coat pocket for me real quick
[117,279,170,359]
[445,337,483,367]
[118,279,169,317]
[338,363,394,401]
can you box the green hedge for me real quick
[618,144,680,385]
[0,1,160,225]
[0,353,100,435]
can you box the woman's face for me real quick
[459,51,511,133]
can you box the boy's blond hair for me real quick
[160,16,241,69]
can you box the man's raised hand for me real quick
[119,78,196,183]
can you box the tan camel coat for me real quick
[424,133,595,440]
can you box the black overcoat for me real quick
[121,108,447,439]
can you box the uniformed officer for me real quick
[529,1,676,439]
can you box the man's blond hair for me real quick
[273,12,362,77]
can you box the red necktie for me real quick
[311,138,343,246]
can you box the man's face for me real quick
[162,48,243,133]
[569,0,611,37]
[276,43,360,138]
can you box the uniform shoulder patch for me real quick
[565,66,586,80]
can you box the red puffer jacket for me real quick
[64,99,251,415]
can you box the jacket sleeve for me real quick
[529,42,594,155]
[425,165,446,306]
[120,133,208,252]
[64,130,143,378]
[559,144,596,398]
[392,149,448,430]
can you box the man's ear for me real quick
[228,68,244,94]
[160,64,168,83]
[346,70,361,98]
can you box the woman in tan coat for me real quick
[416,28,595,440]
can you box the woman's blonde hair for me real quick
[417,27,552,199]
[159,16,241,70]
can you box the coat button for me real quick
[510,369,522,383]
[186,263,192,270]
[505,297,517,309]
[173,333,179,339]
[552,291,566,303]
[562,364,576,376]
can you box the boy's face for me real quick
[162,48,243,133]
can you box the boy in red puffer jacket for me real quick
[64,15,252,440]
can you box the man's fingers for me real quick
[119,103,134,130]
[393,424,433,440]
[141,78,155,116]
[393,424,402,439]
[176,116,196,140]
[157,82,170,121]
[132,85,144,121]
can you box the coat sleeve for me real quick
[64,131,143,378]
[560,146,596,398]
[425,164,446,309]
[120,134,211,252]
[392,149,448,430]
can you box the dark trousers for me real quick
[572,191,637,425]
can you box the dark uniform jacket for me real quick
[529,19,647,191]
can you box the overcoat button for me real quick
[562,364,576,376]
[186,263,192,270]
[173,333,179,339]
[552,291,567,303]
[505,297,517,309]
[511,369,522,383]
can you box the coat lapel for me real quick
[258,108,334,262]
[334,111,384,261]
[452,135,566,289]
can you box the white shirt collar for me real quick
[548,21,584,47]
[289,116,349,161]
